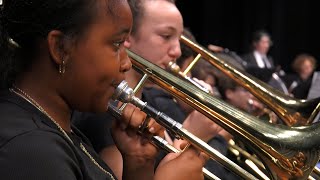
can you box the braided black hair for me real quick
[0,0,101,88]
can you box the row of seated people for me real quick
[218,29,320,100]
[73,4,315,179]
[1,0,317,179]
[73,25,282,180]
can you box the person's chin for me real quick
[92,94,112,113]
[92,104,109,113]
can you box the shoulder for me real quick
[142,87,173,105]
[241,52,255,61]
[0,92,82,179]
[72,111,115,153]
[0,95,68,148]
[0,129,81,179]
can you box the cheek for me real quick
[147,38,169,64]
[67,48,120,109]
[80,51,119,83]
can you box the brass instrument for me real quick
[126,49,320,180]
[168,59,274,179]
[151,135,221,180]
[166,60,318,179]
[110,80,258,180]
[108,102,221,180]
[178,36,320,178]
[180,35,320,126]
[168,61,211,94]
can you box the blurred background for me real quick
[176,0,320,73]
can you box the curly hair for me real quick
[291,53,317,73]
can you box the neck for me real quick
[15,70,72,132]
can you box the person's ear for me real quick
[47,30,70,66]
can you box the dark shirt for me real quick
[72,111,115,153]
[282,72,314,99]
[205,135,240,180]
[0,90,116,180]
[142,87,187,124]
[242,52,276,83]
[72,87,188,154]
[73,87,237,179]
[291,75,313,99]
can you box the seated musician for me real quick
[286,53,319,99]
[0,0,207,179]
[74,1,228,179]
[242,30,288,94]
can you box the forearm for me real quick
[122,156,155,180]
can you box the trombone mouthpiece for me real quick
[167,61,181,74]
[112,81,134,103]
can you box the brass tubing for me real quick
[180,35,320,126]
[113,81,258,180]
[127,49,320,180]
[151,136,220,180]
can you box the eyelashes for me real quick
[113,41,124,48]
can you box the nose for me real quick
[119,48,132,73]
[168,40,182,59]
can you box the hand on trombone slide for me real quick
[109,102,210,180]
[247,98,278,124]
[109,80,259,180]
[156,140,209,180]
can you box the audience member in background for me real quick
[242,30,275,83]
[242,30,275,70]
[242,30,289,94]
[286,53,318,99]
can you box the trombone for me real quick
[175,35,320,179]
[109,80,258,180]
[168,57,281,179]
[108,101,221,180]
[168,36,320,179]
[180,35,320,126]
[126,49,320,180]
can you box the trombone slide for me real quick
[112,81,258,180]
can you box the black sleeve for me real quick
[204,135,240,180]
[206,135,228,155]
[0,130,81,180]
[292,78,312,99]
[151,97,186,124]
[72,111,115,153]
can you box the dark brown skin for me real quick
[15,0,132,131]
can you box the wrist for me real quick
[123,155,155,165]
[122,156,155,180]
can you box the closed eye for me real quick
[161,34,171,40]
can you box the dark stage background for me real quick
[176,0,320,73]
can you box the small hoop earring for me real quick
[59,60,66,74]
